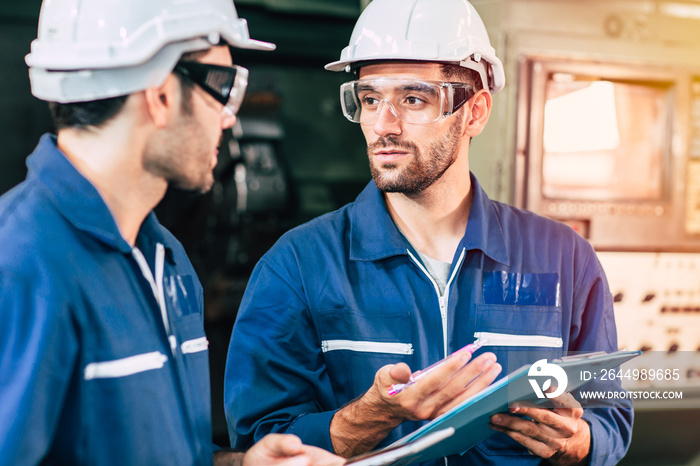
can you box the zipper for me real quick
[408,247,466,358]
[473,331,563,348]
[132,244,177,353]
[321,340,414,355]
[408,248,464,466]
[84,351,168,380]
[181,337,209,354]
[130,245,202,455]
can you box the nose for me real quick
[373,100,402,137]
[222,108,237,130]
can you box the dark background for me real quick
[0,0,370,445]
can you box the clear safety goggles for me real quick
[174,61,249,116]
[340,78,475,125]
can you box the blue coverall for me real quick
[225,174,632,466]
[0,135,213,465]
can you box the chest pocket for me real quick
[164,273,206,361]
[474,270,564,374]
[474,271,564,458]
[318,309,413,405]
[163,273,211,446]
[475,304,563,372]
[476,271,564,370]
[164,274,199,318]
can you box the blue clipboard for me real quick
[379,350,641,465]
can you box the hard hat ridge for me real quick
[325,0,505,93]
[26,0,275,103]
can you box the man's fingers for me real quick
[262,433,305,457]
[490,414,566,458]
[492,412,560,439]
[414,350,474,390]
[509,394,583,428]
[490,396,591,463]
[436,359,502,415]
[298,445,347,466]
[448,353,499,389]
[416,352,494,395]
[490,424,559,459]
[411,353,501,418]
[386,363,412,384]
[549,391,583,412]
[377,352,502,421]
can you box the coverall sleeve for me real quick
[224,258,339,452]
[0,269,78,465]
[569,248,633,466]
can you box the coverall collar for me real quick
[461,172,510,266]
[27,134,171,256]
[349,173,510,266]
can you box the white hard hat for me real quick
[325,0,505,93]
[26,0,276,103]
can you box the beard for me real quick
[367,117,463,195]
[143,113,218,194]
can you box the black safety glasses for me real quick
[174,61,249,116]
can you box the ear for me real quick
[463,89,492,138]
[144,74,180,129]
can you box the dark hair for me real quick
[49,48,210,130]
[440,63,484,90]
[49,96,129,131]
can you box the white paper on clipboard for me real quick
[345,427,455,466]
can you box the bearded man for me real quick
[224,1,632,465]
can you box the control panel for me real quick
[597,251,700,353]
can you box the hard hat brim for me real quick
[227,37,276,52]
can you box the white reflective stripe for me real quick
[181,336,209,354]
[473,332,563,348]
[321,340,414,355]
[84,351,167,380]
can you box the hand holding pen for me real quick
[388,339,488,395]
[329,339,500,452]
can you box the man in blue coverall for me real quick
[224,0,633,464]
[0,0,343,465]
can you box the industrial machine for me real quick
[469,1,700,464]
[467,0,700,355]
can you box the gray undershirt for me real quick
[414,248,452,297]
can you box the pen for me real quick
[388,338,487,396]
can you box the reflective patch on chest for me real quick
[482,271,560,306]
[164,274,199,317]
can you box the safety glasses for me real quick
[340,78,475,125]
[174,61,249,116]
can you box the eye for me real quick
[360,95,380,107]
[403,95,428,108]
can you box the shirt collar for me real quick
[28,134,169,255]
[349,181,410,261]
[349,174,510,266]
[462,173,510,266]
